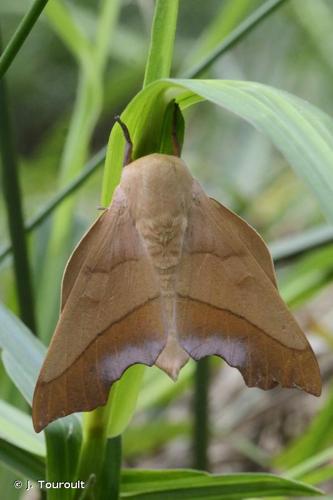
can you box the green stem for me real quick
[143,0,179,86]
[193,358,210,471]
[74,414,122,500]
[76,408,109,487]
[0,0,49,79]
[97,437,122,500]
[183,0,288,78]
[0,39,36,333]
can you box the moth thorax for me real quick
[137,214,187,277]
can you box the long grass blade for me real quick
[0,0,49,79]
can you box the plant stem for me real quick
[74,411,121,500]
[183,0,288,78]
[0,0,49,79]
[143,0,179,86]
[0,41,36,333]
[76,407,109,487]
[97,437,122,500]
[193,357,210,471]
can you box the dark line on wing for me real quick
[176,293,304,351]
[61,257,142,315]
[35,354,166,430]
[184,250,238,262]
[85,257,140,276]
[48,294,163,381]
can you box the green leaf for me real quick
[107,360,194,438]
[270,224,333,262]
[175,78,333,221]
[45,419,82,500]
[103,79,333,222]
[107,365,146,438]
[101,84,171,204]
[95,437,122,500]
[0,301,45,404]
[0,400,45,456]
[286,446,333,483]
[120,470,323,498]
[159,101,185,156]
[301,465,333,487]
[0,301,83,497]
[0,438,45,481]
[143,0,179,86]
[278,244,333,308]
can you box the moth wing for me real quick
[177,184,321,396]
[33,188,166,432]
[209,198,277,287]
[61,211,107,309]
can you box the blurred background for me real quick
[1,0,333,497]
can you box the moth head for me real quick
[113,114,193,220]
[120,153,193,222]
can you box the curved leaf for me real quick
[0,400,45,456]
[0,438,45,481]
[103,79,333,221]
[120,470,323,498]
[0,302,45,405]
[0,301,82,491]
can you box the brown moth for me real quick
[32,119,321,433]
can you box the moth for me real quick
[32,117,321,433]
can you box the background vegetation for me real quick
[1,0,333,498]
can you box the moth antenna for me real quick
[96,206,107,211]
[172,103,181,157]
[114,115,133,167]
